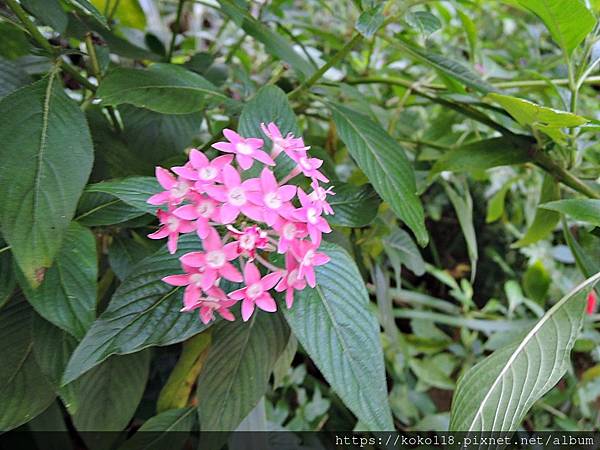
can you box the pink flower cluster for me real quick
[146,123,334,324]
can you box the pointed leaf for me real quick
[283,242,394,431]
[327,183,381,227]
[330,102,427,245]
[541,199,600,227]
[450,271,600,431]
[63,235,211,383]
[0,74,94,287]
[119,408,196,450]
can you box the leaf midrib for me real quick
[466,271,600,431]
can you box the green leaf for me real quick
[273,334,297,389]
[0,299,55,431]
[91,0,146,29]
[513,174,560,247]
[97,64,228,114]
[219,0,315,78]
[119,408,196,450]
[19,222,97,340]
[444,180,478,283]
[356,4,384,38]
[196,311,289,431]
[330,102,427,245]
[327,183,381,227]
[523,260,551,305]
[486,178,517,223]
[487,92,588,142]
[540,199,600,227]
[70,351,150,431]
[120,105,202,168]
[21,0,68,33]
[63,235,210,383]
[449,271,600,431]
[383,227,426,276]
[0,56,32,99]
[66,0,109,28]
[392,38,494,94]
[85,176,162,215]
[0,248,16,309]
[76,192,147,227]
[406,11,442,35]
[431,137,530,176]
[108,235,156,281]
[517,0,596,55]
[283,242,394,431]
[0,74,94,287]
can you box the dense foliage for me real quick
[0,0,599,443]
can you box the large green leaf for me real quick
[0,74,94,287]
[327,183,381,227]
[330,102,427,245]
[119,408,196,450]
[70,351,150,431]
[63,236,210,383]
[283,242,394,431]
[449,271,600,431]
[76,192,147,227]
[383,227,426,277]
[0,56,31,99]
[431,137,530,175]
[196,311,289,431]
[97,64,228,114]
[0,248,16,309]
[19,222,97,340]
[0,299,56,431]
[219,0,315,78]
[85,176,162,215]
[21,0,68,33]
[541,199,600,227]
[513,174,560,247]
[517,0,596,55]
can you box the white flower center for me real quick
[228,187,246,206]
[264,191,282,209]
[189,273,203,286]
[240,234,256,250]
[287,269,299,285]
[199,166,217,181]
[171,181,189,198]
[299,157,312,170]
[167,216,180,232]
[303,250,315,266]
[246,282,263,299]
[206,250,226,268]
[307,207,319,224]
[236,142,253,155]
[282,222,297,240]
[197,200,214,218]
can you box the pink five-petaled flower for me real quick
[291,239,330,288]
[187,287,236,324]
[212,129,274,170]
[273,217,308,253]
[228,225,269,258]
[163,263,209,310]
[147,167,192,206]
[172,149,233,187]
[587,291,597,315]
[247,167,296,226]
[308,180,335,215]
[275,253,307,308]
[204,164,263,224]
[260,122,308,159]
[172,193,218,239]
[179,227,242,289]
[228,262,282,321]
[293,188,331,245]
[148,209,195,254]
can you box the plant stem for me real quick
[167,0,186,62]
[289,33,363,100]
[0,245,10,255]
[531,148,600,199]
[84,33,101,78]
